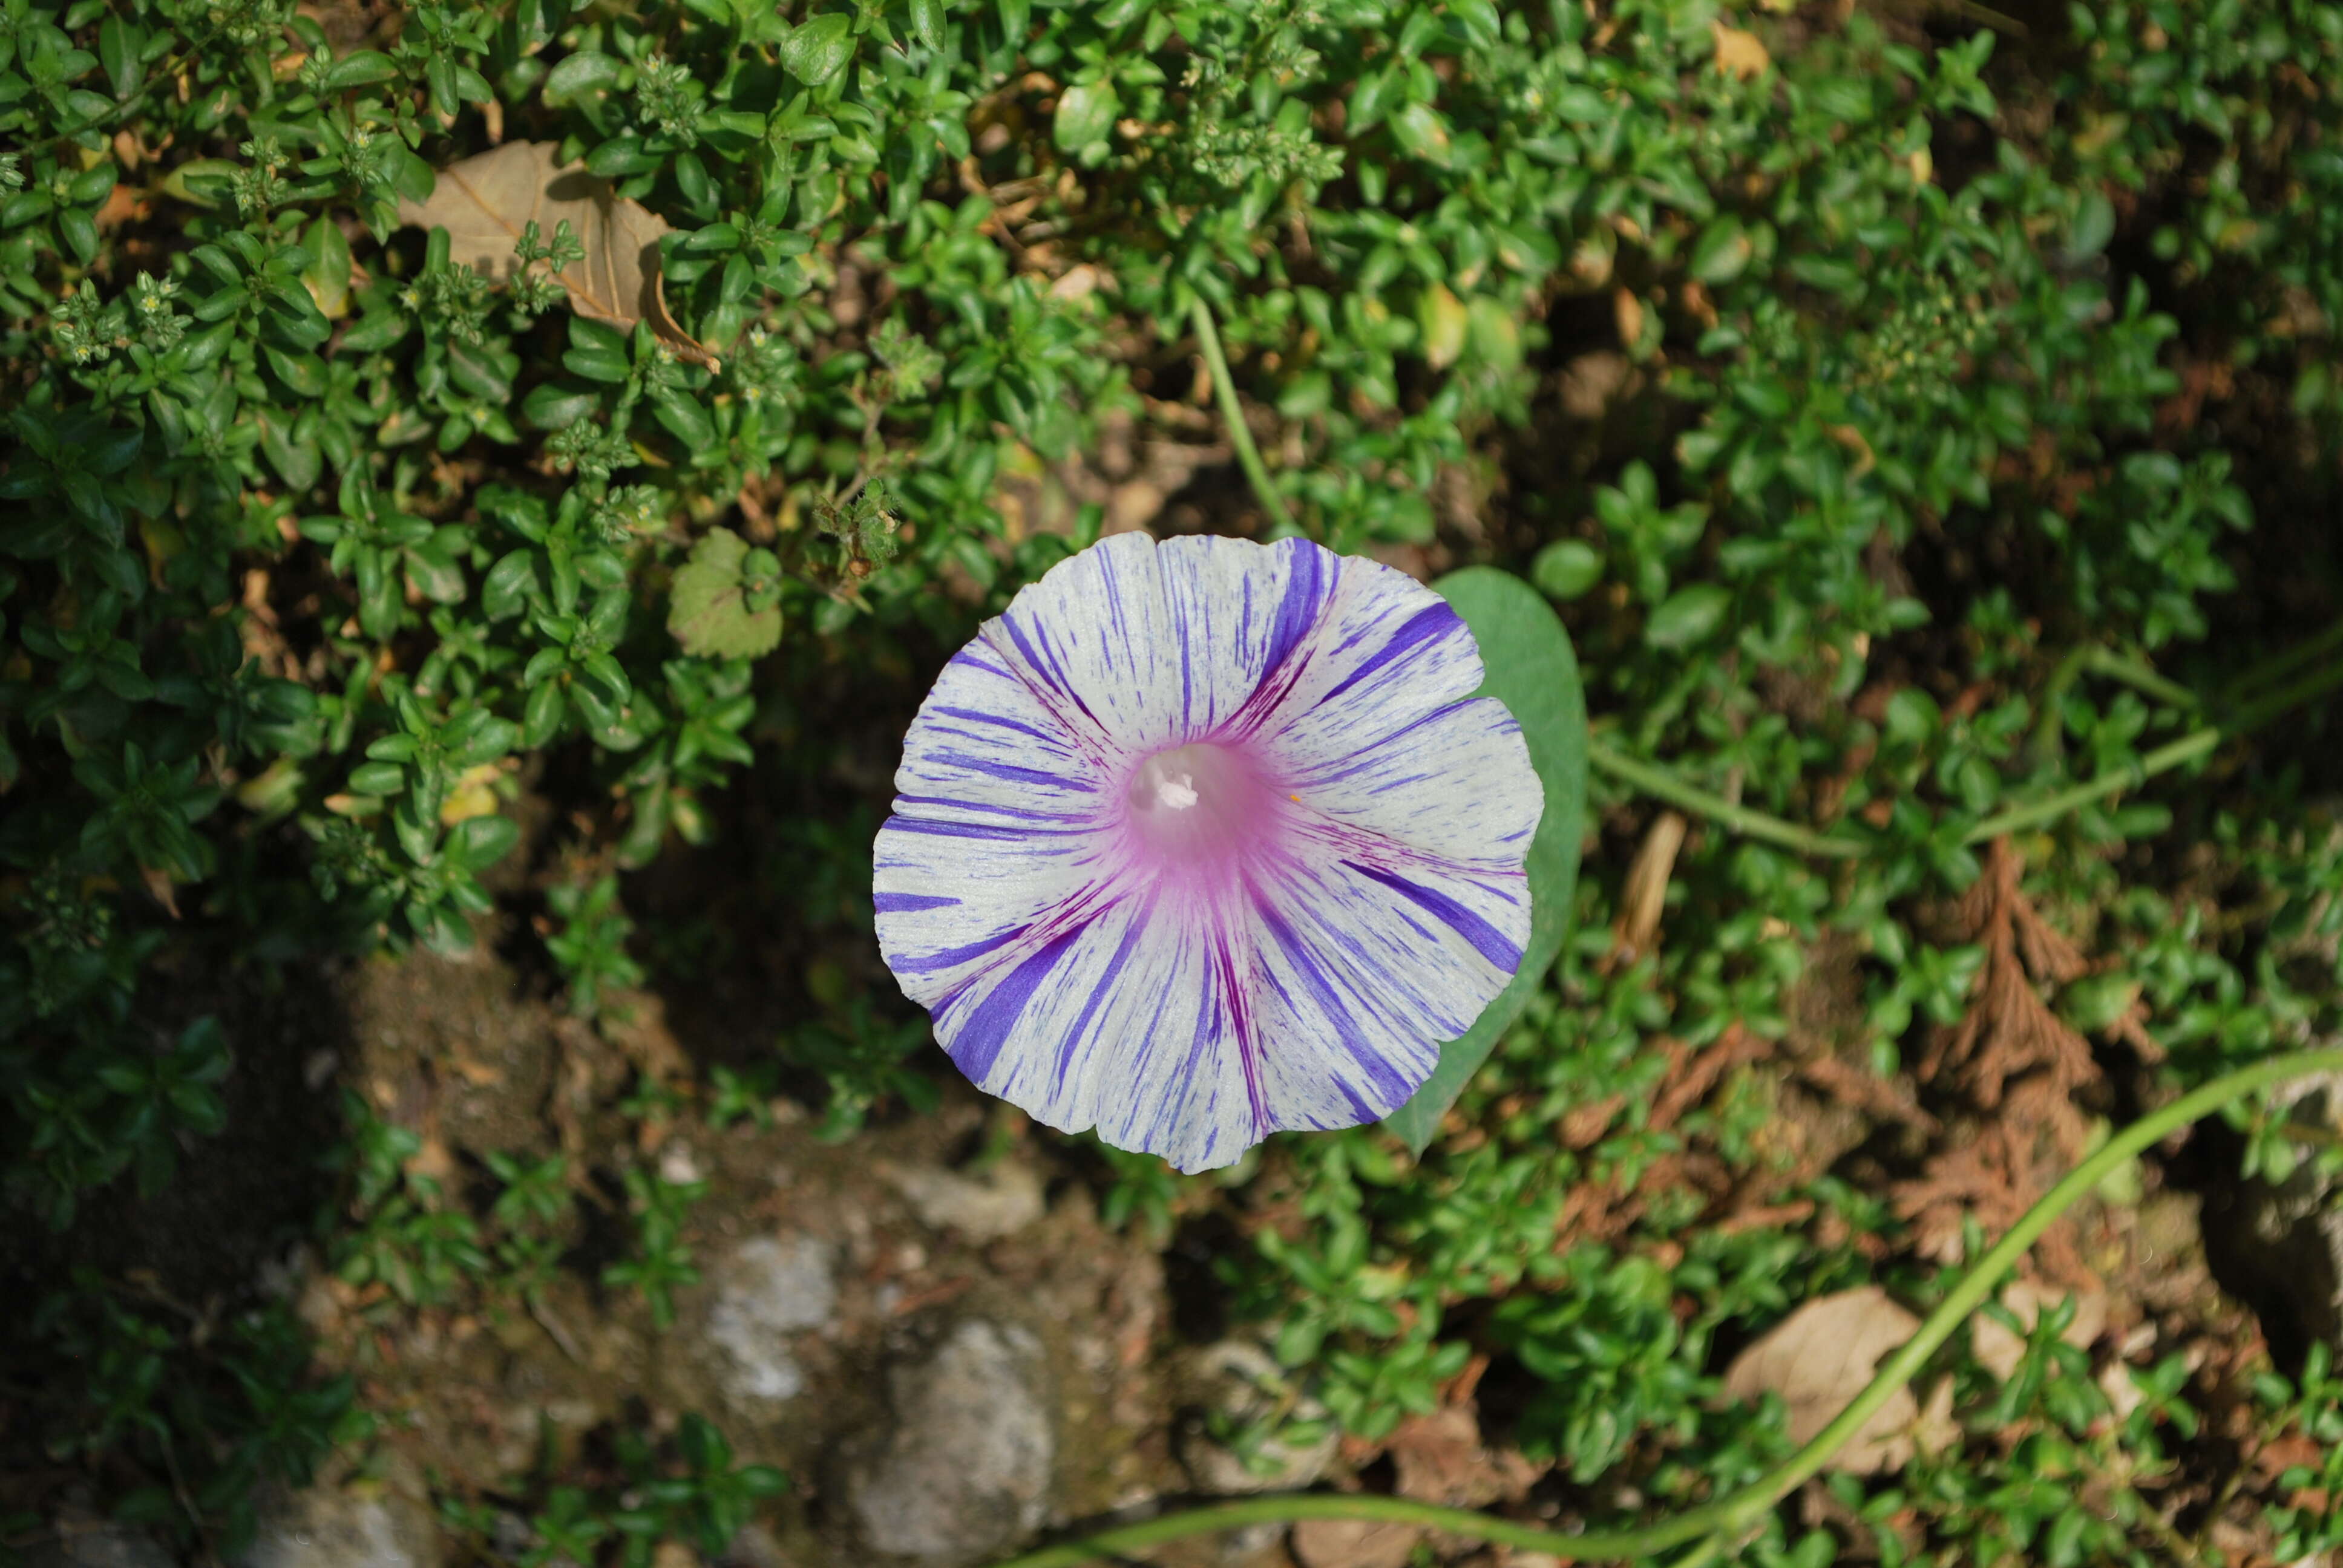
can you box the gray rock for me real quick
[707,1234,839,1405]
[2207,1071,2343,1353]
[715,1522,794,1567]
[232,1478,441,1568]
[22,1521,178,1568]
[848,1318,1054,1563]
[1177,1341,1337,1495]
[882,1161,1045,1244]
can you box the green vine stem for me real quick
[1961,726,2223,844]
[1188,295,1301,537]
[2076,645,2202,713]
[988,1045,2343,1568]
[1585,740,1869,858]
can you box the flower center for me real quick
[1123,742,1280,875]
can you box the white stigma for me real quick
[1130,746,1232,814]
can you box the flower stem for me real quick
[983,1045,2343,1568]
[1189,295,1301,535]
[1587,740,1868,858]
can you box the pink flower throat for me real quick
[1122,740,1288,880]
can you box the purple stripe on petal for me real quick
[900,924,1031,974]
[1260,539,1329,682]
[1000,614,1059,693]
[1253,895,1408,1110]
[949,923,1090,1081]
[931,705,1070,748]
[886,817,1087,841]
[893,794,1091,825]
[1052,903,1150,1078]
[875,891,961,913]
[1159,947,1229,1146]
[1344,862,1523,970]
[1317,603,1460,704]
[927,751,1098,792]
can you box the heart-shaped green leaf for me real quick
[668,527,784,659]
[1382,566,1587,1155]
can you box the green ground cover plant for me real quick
[3,0,2343,1561]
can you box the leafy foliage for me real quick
[5,0,2343,1559]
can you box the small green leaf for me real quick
[1466,296,1522,371]
[667,527,784,659]
[325,50,401,90]
[1054,80,1119,152]
[59,208,100,266]
[99,16,142,99]
[1688,215,1752,284]
[2066,187,2116,263]
[1383,568,1586,1155]
[908,0,946,50]
[1645,583,1732,648]
[777,14,856,85]
[1530,539,1603,601]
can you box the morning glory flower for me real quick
[872,531,1541,1172]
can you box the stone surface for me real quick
[22,1521,178,1568]
[232,1472,441,1568]
[2203,1071,2343,1356]
[881,1161,1045,1244]
[715,1523,794,1568]
[847,1318,1054,1563]
[706,1233,839,1405]
[1177,1340,1338,1495]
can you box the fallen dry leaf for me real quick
[1291,1517,1422,1568]
[1613,286,1645,352]
[1722,1285,1939,1474]
[1386,1406,1548,1508]
[1712,21,1771,80]
[1614,809,1688,962]
[396,140,716,367]
[1971,1279,2108,1382]
[139,864,182,918]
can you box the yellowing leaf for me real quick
[396,141,715,367]
[1712,22,1771,81]
[438,762,503,826]
[1613,286,1647,355]
[1418,283,1469,370]
[1721,1286,1941,1474]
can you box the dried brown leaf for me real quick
[396,140,715,366]
[1712,21,1771,80]
[1614,809,1688,962]
[1613,285,1645,351]
[1386,1407,1547,1508]
[1291,1518,1422,1568]
[1650,1021,1768,1133]
[1720,1286,1928,1474]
